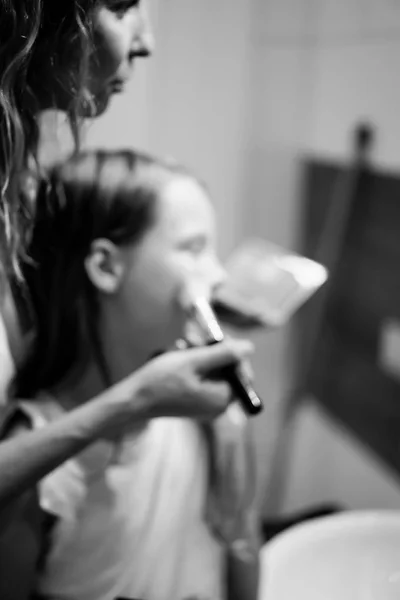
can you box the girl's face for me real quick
[88,1,153,114]
[113,176,226,361]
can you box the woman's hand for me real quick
[119,339,254,422]
[0,340,253,508]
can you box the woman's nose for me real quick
[130,7,155,58]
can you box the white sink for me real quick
[259,511,400,599]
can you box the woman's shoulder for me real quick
[0,265,14,376]
[0,269,26,402]
[0,309,15,404]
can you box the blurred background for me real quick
[46,0,400,522]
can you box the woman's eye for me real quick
[107,0,140,17]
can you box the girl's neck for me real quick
[54,358,151,446]
[51,306,152,412]
[54,361,107,413]
[53,346,148,413]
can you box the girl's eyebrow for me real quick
[179,233,208,243]
[175,234,209,251]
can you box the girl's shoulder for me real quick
[0,395,65,449]
[0,392,59,444]
[0,401,32,441]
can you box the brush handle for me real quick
[208,341,263,416]
[174,338,264,416]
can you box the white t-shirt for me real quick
[20,399,226,600]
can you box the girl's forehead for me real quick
[156,176,214,228]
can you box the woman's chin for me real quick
[78,90,111,119]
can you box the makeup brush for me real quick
[181,288,263,416]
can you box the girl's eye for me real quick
[183,239,207,256]
[191,242,206,255]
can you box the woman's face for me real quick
[88,0,153,114]
[114,176,226,361]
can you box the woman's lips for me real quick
[110,81,125,93]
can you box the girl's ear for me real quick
[84,238,125,294]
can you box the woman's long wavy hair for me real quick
[0,0,98,279]
[13,149,188,399]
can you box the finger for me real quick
[188,339,254,373]
[195,380,231,416]
[238,358,254,382]
[222,335,255,381]
[226,400,248,426]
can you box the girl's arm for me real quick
[209,404,262,600]
[226,512,261,600]
[227,554,260,600]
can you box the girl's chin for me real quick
[148,349,167,361]
[147,336,191,361]
[145,322,191,361]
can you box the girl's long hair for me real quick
[0,0,97,278]
[13,149,187,399]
